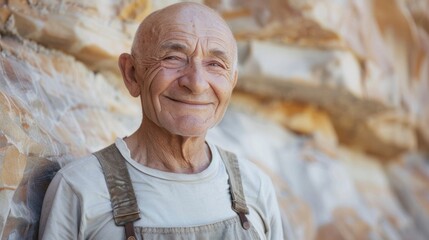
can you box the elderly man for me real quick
[39,2,283,240]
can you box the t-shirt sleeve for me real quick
[237,156,285,240]
[260,175,285,240]
[252,171,284,240]
[39,172,82,240]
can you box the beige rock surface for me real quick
[0,34,140,238]
[231,91,339,151]
[0,144,26,237]
[0,34,140,155]
[336,147,424,239]
[209,109,425,239]
[1,0,149,73]
[387,154,429,238]
[211,0,429,156]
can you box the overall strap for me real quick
[94,144,141,240]
[217,147,251,230]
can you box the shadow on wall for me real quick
[2,159,59,240]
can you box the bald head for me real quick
[131,2,238,72]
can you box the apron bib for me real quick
[94,144,261,240]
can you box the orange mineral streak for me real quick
[1,146,27,188]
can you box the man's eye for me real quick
[162,55,187,69]
[164,56,182,61]
[208,62,225,68]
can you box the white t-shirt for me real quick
[39,138,283,240]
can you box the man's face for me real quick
[133,7,237,137]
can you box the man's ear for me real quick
[118,53,141,97]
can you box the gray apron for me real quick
[94,144,261,240]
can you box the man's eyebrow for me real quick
[209,49,229,62]
[160,42,188,52]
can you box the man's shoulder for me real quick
[61,153,99,172]
[48,152,109,200]
[56,153,103,184]
[216,147,268,178]
[235,154,272,187]
[215,146,273,198]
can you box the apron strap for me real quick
[217,147,251,230]
[94,144,141,240]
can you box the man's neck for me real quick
[124,120,211,174]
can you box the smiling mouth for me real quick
[165,96,211,106]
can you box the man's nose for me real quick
[178,60,210,94]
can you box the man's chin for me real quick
[166,122,212,137]
[160,116,216,136]
[169,127,208,138]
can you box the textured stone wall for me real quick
[0,0,428,239]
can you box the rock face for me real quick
[0,33,141,238]
[0,0,428,239]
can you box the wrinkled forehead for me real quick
[134,4,236,58]
[155,21,234,49]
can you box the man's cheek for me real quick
[141,66,163,89]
